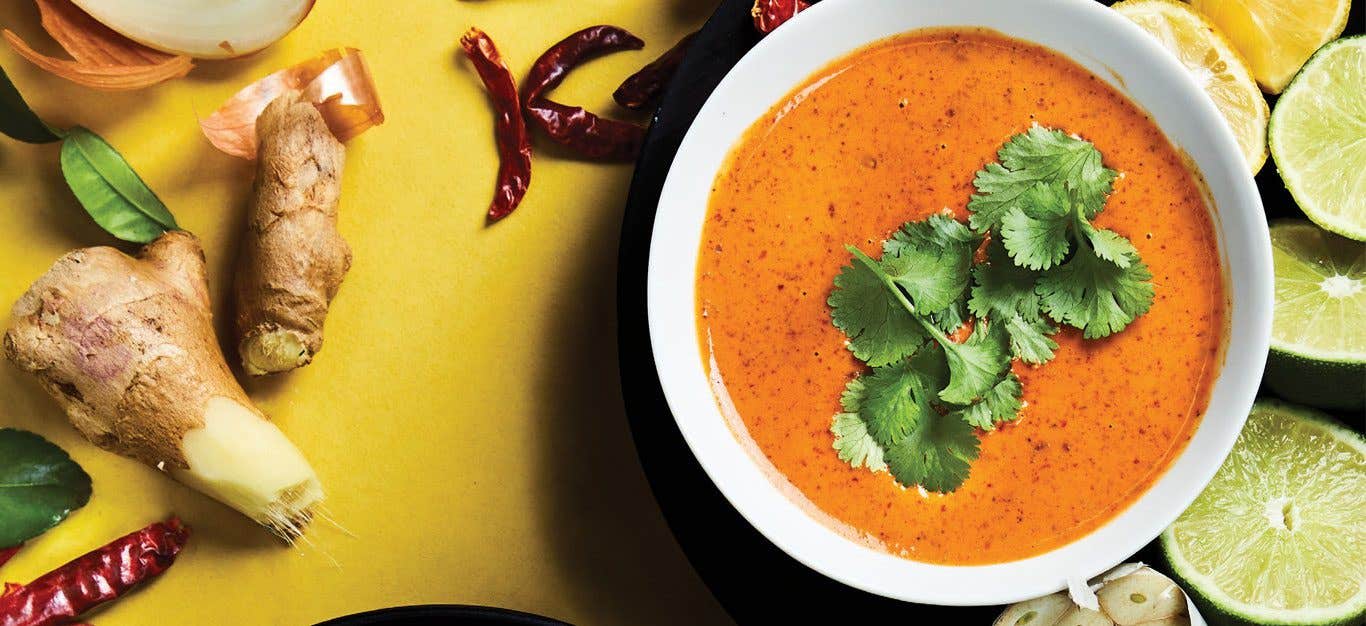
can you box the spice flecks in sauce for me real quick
[696,29,1225,565]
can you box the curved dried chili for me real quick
[524,26,647,161]
[460,27,533,222]
[0,518,189,626]
[613,32,697,112]
[753,0,811,34]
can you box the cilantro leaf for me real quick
[840,377,865,413]
[1081,221,1138,269]
[1003,315,1059,365]
[927,292,970,335]
[829,250,927,366]
[969,240,1043,320]
[880,215,976,313]
[936,320,1011,405]
[858,346,945,446]
[859,359,924,445]
[1000,181,1073,271]
[1038,249,1154,339]
[969,233,1061,364]
[885,212,979,256]
[886,410,980,493]
[958,373,1023,430]
[832,412,887,473]
[968,126,1117,233]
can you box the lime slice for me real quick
[1262,220,1365,410]
[1270,36,1366,241]
[1162,400,1366,626]
[1113,0,1269,173]
[1190,0,1351,93]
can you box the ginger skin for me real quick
[5,232,324,537]
[235,89,350,376]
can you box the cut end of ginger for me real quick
[175,397,325,539]
[241,329,312,376]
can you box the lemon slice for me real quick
[1190,0,1352,94]
[1114,0,1269,173]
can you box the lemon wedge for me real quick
[1189,0,1352,94]
[1114,0,1269,173]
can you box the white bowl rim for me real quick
[646,0,1272,606]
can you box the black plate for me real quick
[316,605,569,626]
[616,0,1364,623]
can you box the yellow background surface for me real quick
[0,1,733,624]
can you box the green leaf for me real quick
[1082,222,1138,269]
[0,429,92,546]
[937,321,1011,405]
[858,349,943,446]
[1003,315,1058,365]
[1000,182,1073,271]
[880,214,977,313]
[885,409,980,493]
[1038,249,1154,339]
[927,292,970,335]
[831,412,887,473]
[839,377,865,413]
[958,373,1023,430]
[0,63,62,144]
[828,248,927,366]
[60,126,178,244]
[969,240,1044,321]
[884,212,979,256]
[968,125,1116,232]
[881,244,972,315]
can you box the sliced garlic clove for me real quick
[1097,567,1188,625]
[1055,605,1117,626]
[995,592,1073,626]
[1133,617,1191,626]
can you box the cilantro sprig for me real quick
[825,125,1154,493]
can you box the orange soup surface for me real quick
[696,29,1226,564]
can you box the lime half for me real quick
[1263,220,1365,410]
[1269,36,1366,241]
[1162,400,1366,626]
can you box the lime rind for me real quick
[1269,36,1366,242]
[1267,220,1366,364]
[1162,400,1366,626]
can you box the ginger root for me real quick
[235,89,351,376]
[4,231,324,538]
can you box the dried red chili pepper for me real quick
[613,32,697,111]
[0,518,189,626]
[460,27,534,223]
[753,0,811,34]
[524,26,647,161]
[0,547,18,570]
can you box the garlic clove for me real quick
[994,592,1073,626]
[1097,567,1188,625]
[1055,605,1117,626]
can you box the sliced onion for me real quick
[3,0,192,91]
[69,0,314,59]
[200,48,384,159]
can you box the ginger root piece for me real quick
[235,89,350,375]
[4,231,324,538]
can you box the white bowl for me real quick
[646,0,1272,606]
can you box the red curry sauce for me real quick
[695,30,1226,564]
